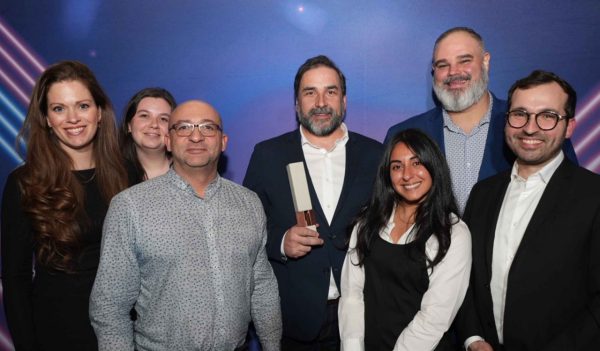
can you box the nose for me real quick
[66,108,81,123]
[401,165,415,180]
[189,125,205,142]
[315,92,326,107]
[149,116,159,128]
[447,63,461,76]
[522,113,539,134]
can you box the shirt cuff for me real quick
[465,336,485,350]
[341,337,364,351]
[280,231,288,261]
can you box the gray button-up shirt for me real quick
[443,92,493,213]
[90,169,281,351]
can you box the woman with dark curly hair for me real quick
[339,128,472,351]
[1,60,128,350]
[119,87,176,185]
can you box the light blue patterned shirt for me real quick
[90,169,281,351]
[442,92,493,213]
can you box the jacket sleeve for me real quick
[243,145,288,264]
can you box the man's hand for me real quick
[283,225,324,258]
[468,340,494,351]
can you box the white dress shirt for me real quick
[280,124,349,300]
[464,151,564,349]
[339,207,472,351]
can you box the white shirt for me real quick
[280,124,349,300]
[339,207,472,351]
[464,151,564,349]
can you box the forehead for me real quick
[390,142,416,159]
[510,82,568,111]
[434,31,482,60]
[137,97,172,111]
[299,66,341,88]
[171,103,221,124]
[47,80,92,100]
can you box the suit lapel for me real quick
[330,133,357,228]
[485,175,511,279]
[513,160,573,261]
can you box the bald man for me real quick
[90,101,282,351]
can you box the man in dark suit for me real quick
[456,70,600,351]
[384,27,577,213]
[244,55,382,349]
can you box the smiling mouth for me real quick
[520,138,542,146]
[65,126,85,135]
[403,182,421,190]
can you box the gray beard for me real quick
[297,108,344,137]
[433,67,489,112]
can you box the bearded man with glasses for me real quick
[455,70,600,351]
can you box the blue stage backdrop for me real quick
[0,1,599,349]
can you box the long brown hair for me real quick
[16,60,127,272]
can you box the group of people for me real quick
[0,26,598,351]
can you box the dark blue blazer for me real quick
[243,129,383,341]
[456,159,600,350]
[384,93,577,182]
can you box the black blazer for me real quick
[243,129,382,341]
[456,158,600,351]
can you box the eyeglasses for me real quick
[506,109,569,131]
[169,122,222,137]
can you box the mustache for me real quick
[444,74,472,85]
[308,107,334,116]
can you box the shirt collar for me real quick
[442,91,493,131]
[167,168,222,199]
[511,150,564,183]
[300,122,349,151]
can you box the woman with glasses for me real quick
[1,61,128,350]
[119,87,176,185]
[339,128,472,351]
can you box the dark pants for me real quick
[281,300,340,351]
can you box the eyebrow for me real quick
[433,54,474,66]
[48,99,93,105]
[390,156,419,163]
[301,85,339,92]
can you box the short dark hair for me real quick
[507,70,577,118]
[293,55,346,103]
[433,27,485,63]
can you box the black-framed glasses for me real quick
[506,109,569,131]
[169,122,222,137]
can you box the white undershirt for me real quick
[280,124,349,300]
[339,208,472,351]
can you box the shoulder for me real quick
[385,107,442,144]
[490,92,508,113]
[2,166,26,205]
[471,169,510,193]
[560,161,600,192]
[389,107,441,131]
[111,174,170,205]
[450,217,471,242]
[347,131,383,150]
[252,130,297,152]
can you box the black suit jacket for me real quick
[456,158,600,351]
[243,129,383,341]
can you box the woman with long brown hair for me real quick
[1,60,128,350]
